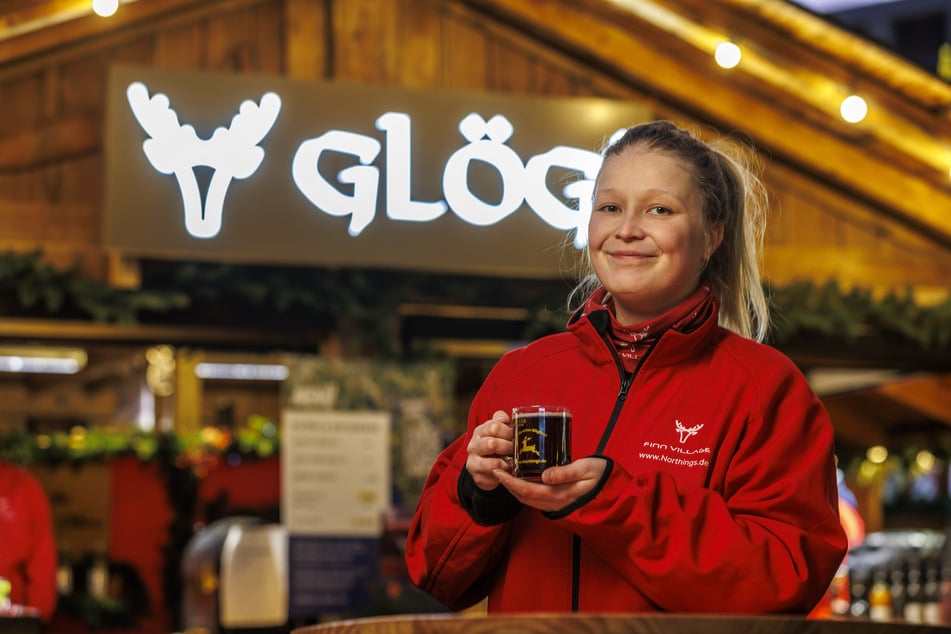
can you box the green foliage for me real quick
[0,249,190,323]
[0,420,279,467]
[2,249,949,352]
[768,280,951,349]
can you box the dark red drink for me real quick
[512,405,572,481]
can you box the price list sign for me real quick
[281,409,391,616]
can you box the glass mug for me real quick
[511,405,572,481]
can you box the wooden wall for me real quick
[1,0,948,299]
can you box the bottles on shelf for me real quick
[815,529,951,625]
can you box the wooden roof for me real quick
[3,0,949,288]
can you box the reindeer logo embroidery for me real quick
[675,420,703,444]
[126,81,281,239]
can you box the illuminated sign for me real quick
[106,66,651,277]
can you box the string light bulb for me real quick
[714,41,742,69]
[92,0,119,17]
[866,445,888,464]
[840,94,868,123]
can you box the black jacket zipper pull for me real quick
[618,374,633,400]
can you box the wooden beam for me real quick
[460,0,951,246]
[764,245,951,291]
[875,374,951,429]
[822,397,890,447]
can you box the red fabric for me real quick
[405,295,847,614]
[108,456,175,633]
[583,285,714,372]
[197,456,280,520]
[0,461,57,621]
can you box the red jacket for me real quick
[405,300,847,614]
[0,461,58,621]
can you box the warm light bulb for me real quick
[915,450,936,472]
[866,445,888,464]
[715,42,742,69]
[840,95,867,123]
[92,0,119,17]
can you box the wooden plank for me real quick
[876,375,951,429]
[251,0,285,74]
[284,0,328,79]
[0,242,109,279]
[487,37,534,94]
[155,20,207,68]
[0,71,44,137]
[764,245,951,291]
[332,0,398,83]
[0,199,100,243]
[439,5,489,90]
[394,0,441,88]
[293,613,946,634]
[207,7,251,70]
[58,55,108,113]
[0,113,100,172]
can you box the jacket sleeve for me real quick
[547,369,848,614]
[24,473,58,622]
[404,363,522,611]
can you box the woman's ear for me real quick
[706,222,725,260]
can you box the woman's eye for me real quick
[596,203,621,213]
[648,205,673,215]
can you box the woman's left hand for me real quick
[493,457,607,512]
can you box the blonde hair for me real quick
[570,120,770,342]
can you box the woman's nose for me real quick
[615,212,645,239]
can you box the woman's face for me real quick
[589,147,723,325]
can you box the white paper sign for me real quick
[281,409,391,536]
[219,524,288,627]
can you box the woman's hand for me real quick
[492,457,607,512]
[465,410,515,491]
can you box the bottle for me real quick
[829,561,851,617]
[890,561,906,621]
[850,568,870,619]
[869,567,893,621]
[56,550,74,596]
[923,558,941,625]
[904,559,924,623]
[87,548,110,600]
[940,564,951,625]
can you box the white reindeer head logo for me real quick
[126,82,282,239]
[675,420,703,444]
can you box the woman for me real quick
[404,120,847,614]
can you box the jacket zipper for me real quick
[571,325,653,611]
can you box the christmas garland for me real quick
[2,248,950,353]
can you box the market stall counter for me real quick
[293,613,949,634]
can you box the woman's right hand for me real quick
[466,410,514,491]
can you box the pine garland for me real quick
[1,249,949,352]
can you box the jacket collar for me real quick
[567,291,722,370]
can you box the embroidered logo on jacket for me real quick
[675,420,703,443]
